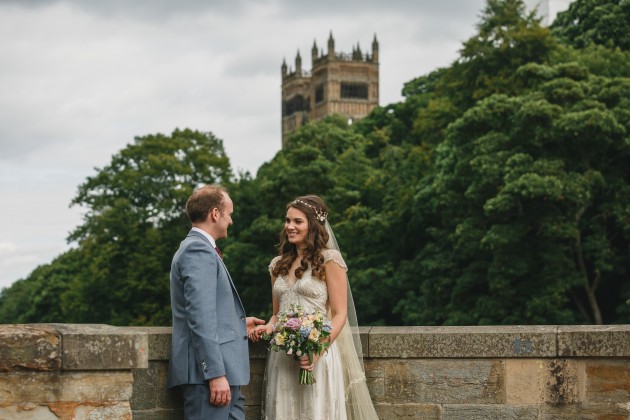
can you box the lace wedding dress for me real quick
[262,249,350,420]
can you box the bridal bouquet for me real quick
[263,303,333,385]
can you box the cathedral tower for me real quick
[281,32,380,147]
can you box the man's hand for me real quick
[246,317,265,334]
[209,376,231,406]
[248,324,273,342]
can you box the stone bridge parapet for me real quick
[1,324,630,419]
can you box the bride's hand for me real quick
[248,324,272,342]
[246,317,265,333]
[299,354,320,371]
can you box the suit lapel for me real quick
[187,230,245,312]
[217,258,245,312]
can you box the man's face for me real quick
[215,193,233,240]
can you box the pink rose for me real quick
[284,317,302,330]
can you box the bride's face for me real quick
[285,207,309,247]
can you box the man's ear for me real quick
[209,207,220,222]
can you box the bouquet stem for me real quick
[299,368,316,385]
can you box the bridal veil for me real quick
[324,220,379,419]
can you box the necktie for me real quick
[215,246,223,259]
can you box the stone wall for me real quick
[0,324,147,420]
[2,324,630,419]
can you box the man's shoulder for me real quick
[174,232,211,257]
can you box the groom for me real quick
[168,184,263,419]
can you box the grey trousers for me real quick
[181,384,245,420]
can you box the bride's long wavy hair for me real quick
[272,195,330,281]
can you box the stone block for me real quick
[505,359,546,404]
[248,340,268,359]
[359,326,370,356]
[558,325,630,357]
[545,359,578,405]
[374,403,441,419]
[154,361,184,409]
[132,408,184,420]
[368,326,557,358]
[1,402,134,420]
[583,360,630,403]
[0,404,58,420]
[365,359,385,400]
[574,403,630,419]
[63,402,132,420]
[242,358,266,406]
[441,403,603,419]
[0,324,61,371]
[245,404,261,420]
[442,404,542,419]
[505,359,578,405]
[129,327,172,361]
[51,324,148,370]
[0,371,133,404]
[131,364,157,410]
[370,359,505,404]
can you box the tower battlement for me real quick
[281,32,380,146]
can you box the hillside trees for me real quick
[2,0,630,326]
[440,0,556,107]
[66,128,232,325]
[388,0,630,325]
[0,249,81,323]
[0,129,232,325]
[224,115,415,324]
[552,0,630,50]
[396,62,630,325]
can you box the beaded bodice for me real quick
[269,249,347,314]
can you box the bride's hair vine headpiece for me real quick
[292,199,328,222]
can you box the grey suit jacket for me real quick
[167,230,249,388]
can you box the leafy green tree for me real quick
[445,0,556,105]
[552,0,630,50]
[64,128,232,325]
[0,250,80,323]
[398,61,630,325]
[226,116,401,324]
[5,0,630,328]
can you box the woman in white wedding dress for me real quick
[249,195,378,420]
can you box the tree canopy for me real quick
[2,0,630,326]
[552,0,630,50]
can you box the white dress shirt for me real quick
[191,227,216,248]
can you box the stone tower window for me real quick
[340,82,368,100]
[315,84,324,104]
[283,95,309,117]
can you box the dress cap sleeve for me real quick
[322,249,347,271]
[268,256,281,275]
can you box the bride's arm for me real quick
[324,260,348,344]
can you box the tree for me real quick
[552,0,630,50]
[398,61,630,325]
[66,128,232,325]
[445,0,556,105]
[5,0,630,327]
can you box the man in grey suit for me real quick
[168,184,264,419]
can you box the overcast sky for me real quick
[0,0,570,290]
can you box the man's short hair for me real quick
[185,184,228,223]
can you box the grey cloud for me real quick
[1,0,251,21]
[274,0,486,22]
[0,0,526,288]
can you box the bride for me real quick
[249,195,379,419]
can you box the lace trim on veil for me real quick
[324,221,379,420]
